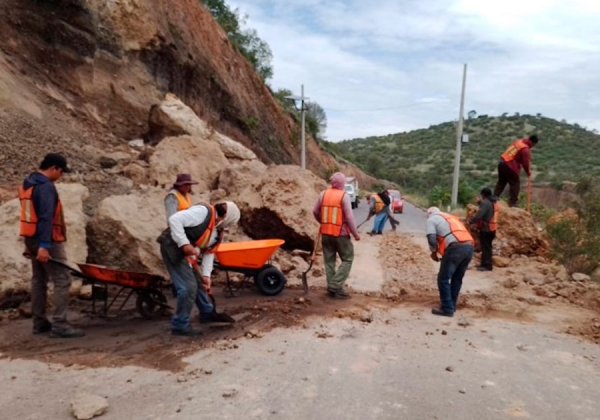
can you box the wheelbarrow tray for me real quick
[213,239,287,297]
[49,260,170,319]
[76,263,165,289]
[214,239,285,270]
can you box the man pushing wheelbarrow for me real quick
[157,201,240,336]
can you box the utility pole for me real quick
[284,85,309,170]
[300,84,306,170]
[451,64,467,206]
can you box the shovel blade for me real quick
[301,272,309,294]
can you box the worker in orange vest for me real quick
[19,153,84,338]
[494,135,538,207]
[469,187,499,271]
[157,201,240,336]
[312,172,360,299]
[165,173,198,222]
[426,207,474,317]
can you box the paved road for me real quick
[354,197,427,235]
[3,307,599,420]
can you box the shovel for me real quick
[186,255,217,311]
[356,216,371,230]
[526,176,532,213]
[301,232,321,294]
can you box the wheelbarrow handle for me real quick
[22,252,84,277]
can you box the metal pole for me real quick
[451,64,467,206]
[301,84,306,170]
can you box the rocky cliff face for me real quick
[0,0,375,195]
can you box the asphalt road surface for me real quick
[354,197,427,235]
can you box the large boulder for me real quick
[219,165,326,251]
[147,94,258,161]
[0,183,89,296]
[466,202,549,257]
[86,188,211,276]
[148,135,229,191]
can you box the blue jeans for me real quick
[372,212,388,233]
[160,245,214,331]
[437,244,474,313]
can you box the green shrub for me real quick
[546,177,600,274]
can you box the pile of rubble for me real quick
[466,202,549,262]
[0,94,324,296]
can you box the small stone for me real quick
[99,156,118,169]
[446,366,454,372]
[222,389,237,398]
[128,139,145,148]
[492,256,509,268]
[177,376,188,383]
[70,394,109,420]
[572,273,591,282]
[204,370,213,375]
[360,312,373,323]
[459,389,466,394]
[79,285,93,300]
[298,297,306,303]
[441,330,448,336]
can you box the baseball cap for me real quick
[40,153,72,173]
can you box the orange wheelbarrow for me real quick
[213,239,287,297]
[48,258,172,320]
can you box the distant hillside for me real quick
[326,114,600,200]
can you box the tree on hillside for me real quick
[199,0,273,81]
[468,110,477,119]
[273,89,328,140]
[306,102,327,140]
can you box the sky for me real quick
[228,0,600,142]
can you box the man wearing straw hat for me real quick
[164,173,198,222]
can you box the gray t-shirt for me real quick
[426,213,459,252]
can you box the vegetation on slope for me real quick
[328,114,600,205]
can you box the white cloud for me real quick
[229,0,600,141]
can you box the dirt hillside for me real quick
[0,0,376,205]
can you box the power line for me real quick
[323,98,456,113]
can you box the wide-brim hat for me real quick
[174,173,198,186]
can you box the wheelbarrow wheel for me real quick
[255,266,286,296]
[136,290,167,320]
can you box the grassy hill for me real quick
[324,114,600,204]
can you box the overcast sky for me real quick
[228,0,600,142]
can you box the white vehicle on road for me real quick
[345,183,359,209]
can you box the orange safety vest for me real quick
[436,213,473,257]
[167,190,192,211]
[476,201,499,232]
[500,139,528,163]
[193,204,217,249]
[372,194,385,213]
[320,188,345,236]
[18,185,66,242]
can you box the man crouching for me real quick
[158,201,240,336]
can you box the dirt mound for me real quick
[219,165,325,252]
[378,234,438,301]
[466,202,549,257]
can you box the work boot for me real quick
[329,288,351,300]
[477,266,492,271]
[50,326,85,338]
[171,327,203,337]
[33,320,52,335]
[200,312,235,324]
[431,308,454,318]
